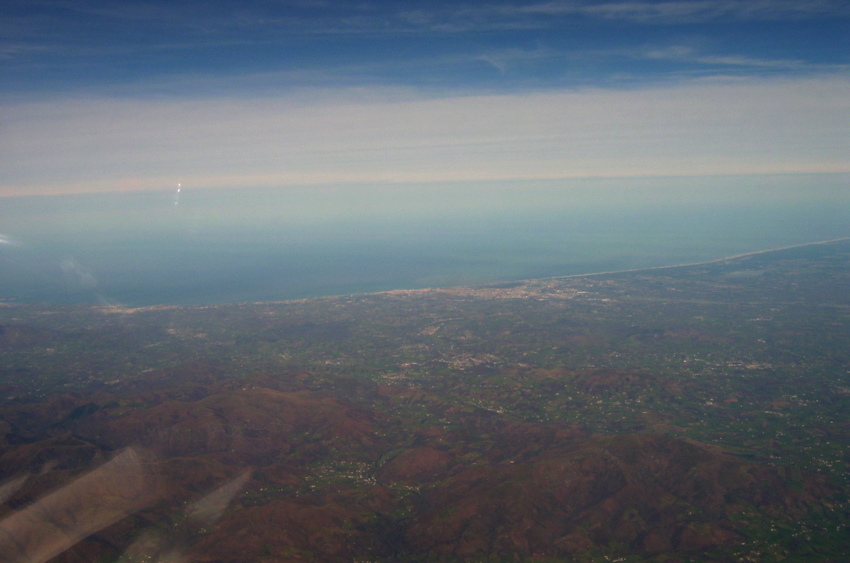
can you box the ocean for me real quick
[2,174,848,307]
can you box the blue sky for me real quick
[1,0,849,196]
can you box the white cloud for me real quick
[641,45,849,72]
[1,73,849,196]
[515,0,850,23]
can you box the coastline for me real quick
[544,236,850,282]
[4,238,849,310]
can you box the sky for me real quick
[1,0,850,197]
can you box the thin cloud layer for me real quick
[2,1,848,197]
[543,0,850,22]
[2,74,848,196]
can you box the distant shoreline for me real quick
[545,237,850,281]
[4,238,849,310]
[381,237,850,299]
[94,236,850,309]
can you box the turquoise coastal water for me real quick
[2,175,848,306]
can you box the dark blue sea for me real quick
[2,175,848,307]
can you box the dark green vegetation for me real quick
[1,240,849,561]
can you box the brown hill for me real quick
[79,388,379,464]
[0,381,841,562]
[405,434,834,560]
